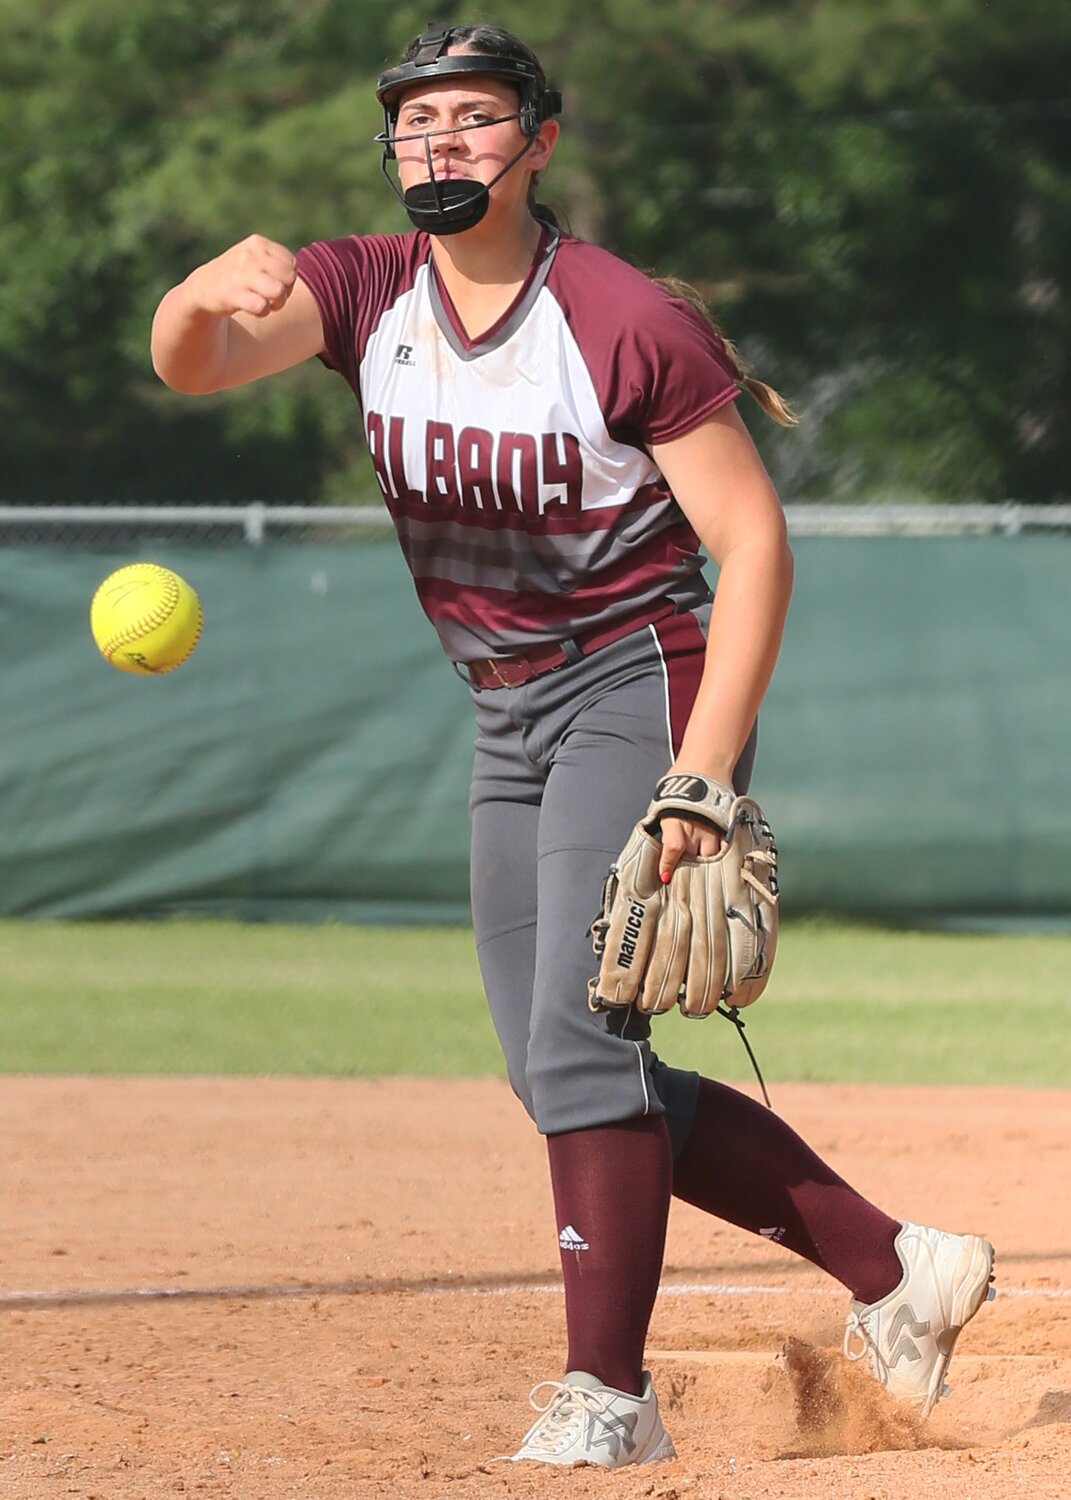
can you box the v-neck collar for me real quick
[427,226,560,361]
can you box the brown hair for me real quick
[654,275,798,427]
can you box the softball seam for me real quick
[96,566,201,670]
[107,605,204,672]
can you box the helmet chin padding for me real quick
[402,178,492,237]
[374,22,561,234]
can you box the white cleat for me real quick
[503,1369,676,1467]
[843,1220,996,1419]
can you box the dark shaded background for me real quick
[2,0,1068,506]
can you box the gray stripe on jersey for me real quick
[393,501,685,590]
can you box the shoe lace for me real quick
[521,1381,610,1454]
[843,1310,886,1379]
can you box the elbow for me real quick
[754,511,794,605]
[150,348,220,397]
[149,351,181,392]
[149,293,224,395]
[778,530,795,606]
[766,499,794,587]
[156,373,219,397]
[757,504,794,581]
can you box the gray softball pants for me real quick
[467,604,755,1152]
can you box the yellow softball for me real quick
[90,563,203,675]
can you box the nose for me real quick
[430,124,464,156]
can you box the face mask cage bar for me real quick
[374,115,544,237]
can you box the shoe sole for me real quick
[922,1235,996,1418]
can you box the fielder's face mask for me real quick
[374,22,562,236]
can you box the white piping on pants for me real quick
[648,623,674,761]
[631,1039,651,1114]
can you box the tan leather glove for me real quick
[588,774,780,1017]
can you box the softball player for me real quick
[152,21,995,1468]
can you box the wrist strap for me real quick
[644,773,736,835]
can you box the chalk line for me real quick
[2,1278,1068,1310]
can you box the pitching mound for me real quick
[2,1078,1069,1499]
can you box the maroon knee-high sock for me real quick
[546,1114,672,1396]
[673,1078,902,1304]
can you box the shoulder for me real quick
[549,235,733,363]
[549,237,675,319]
[547,236,739,444]
[297,230,431,290]
[549,237,727,355]
[295,231,431,381]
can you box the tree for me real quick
[1,0,1069,503]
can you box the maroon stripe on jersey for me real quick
[383,482,673,537]
[415,526,700,635]
[652,610,707,757]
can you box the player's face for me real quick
[393,73,555,202]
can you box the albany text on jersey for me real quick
[296,228,739,662]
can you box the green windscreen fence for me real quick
[2,534,1068,922]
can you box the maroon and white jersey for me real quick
[296,227,739,662]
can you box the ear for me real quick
[528,118,560,173]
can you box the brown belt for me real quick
[464,599,681,690]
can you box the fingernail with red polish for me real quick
[660,870,671,884]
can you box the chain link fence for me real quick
[4,502,1071,548]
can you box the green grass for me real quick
[1,918,1068,1085]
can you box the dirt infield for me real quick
[2,1078,1069,1499]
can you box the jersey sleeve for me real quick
[548,241,740,449]
[295,233,426,392]
[621,294,740,446]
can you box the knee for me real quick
[525,1049,619,1136]
[506,1062,536,1122]
[524,1055,565,1134]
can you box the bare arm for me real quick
[649,401,794,876]
[151,234,327,394]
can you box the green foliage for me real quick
[1,0,1069,501]
[2,917,1069,1085]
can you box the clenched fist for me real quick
[185,234,299,319]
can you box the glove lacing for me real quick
[741,847,779,901]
